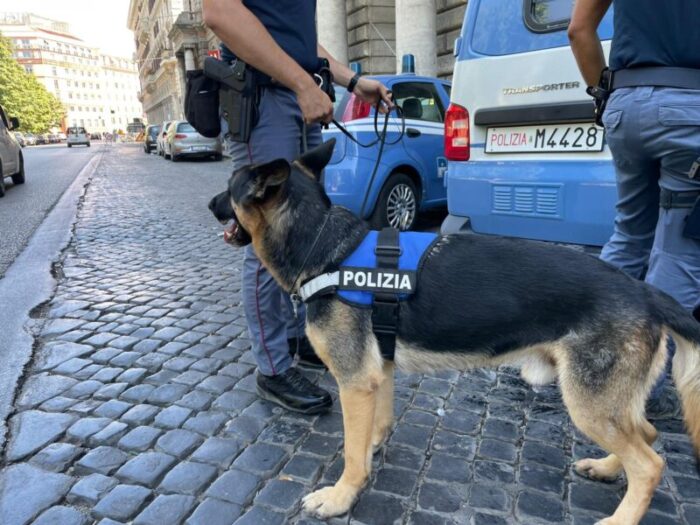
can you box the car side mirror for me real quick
[9,117,19,130]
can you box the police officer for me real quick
[569,0,700,417]
[203,0,392,414]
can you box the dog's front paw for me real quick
[302,484,357,518]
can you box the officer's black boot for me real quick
[256,368,332,414]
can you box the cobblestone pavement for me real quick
[1,144,699,525]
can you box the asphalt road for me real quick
[0,143,101,277]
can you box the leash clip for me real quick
[290,293,301,319]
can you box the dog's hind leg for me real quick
[574,420,658,483]
[302,383,377,518]
[372,361,395,453]
[562,382,663,523]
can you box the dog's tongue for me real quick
[223,223,238,244]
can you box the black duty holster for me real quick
[204,57,258,143]
[586,68,613,127]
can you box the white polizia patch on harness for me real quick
[299,267,416,301]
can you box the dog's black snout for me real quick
[209,191,234,222]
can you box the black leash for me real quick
[331,103,405,219]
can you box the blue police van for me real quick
[442,0,616,246]
[323,74,451,231]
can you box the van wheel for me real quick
[12,158,25,184]
[68,144,72,148]
[0,176,5,198]
[370,173,419,231]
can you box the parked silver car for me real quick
[0,104,25,197]
[157,120,175,156]
[164,121,222,162]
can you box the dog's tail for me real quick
[654,291,700,459]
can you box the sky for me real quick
[0,0,136,58]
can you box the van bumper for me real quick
[445,159,617,246]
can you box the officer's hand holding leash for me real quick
[353,77,394,114]
[297,76,335,125]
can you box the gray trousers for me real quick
[224,87,322,376]
[600,86,700,396]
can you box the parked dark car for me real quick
[144,124,161,154]
[35,134,49,145]
[0,105,25,197]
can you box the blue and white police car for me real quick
[443,0,616,246]
[323,74,451,231]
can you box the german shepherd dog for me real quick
[209,140,700,525]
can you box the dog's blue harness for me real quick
[298,228,438,360]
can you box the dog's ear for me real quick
[241,158,291,204]
[298,138,336,180]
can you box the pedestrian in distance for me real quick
[569,0,700,419]
[202,0,393,415]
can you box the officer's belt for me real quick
[660,188,700,209]
[612,67,700,91]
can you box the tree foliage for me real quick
[0,33,65,133]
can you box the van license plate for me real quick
[485,124,604,153]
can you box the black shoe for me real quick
[646,389,681,420]
[288,336,326,370]
[256,368,332,414]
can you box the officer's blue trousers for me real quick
[600,86,700,396]
[225,87,322,376]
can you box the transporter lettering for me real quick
[340,268,416,293]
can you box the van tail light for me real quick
[444,103,470,161]
[174,134,187,139]
[341,93,371,122]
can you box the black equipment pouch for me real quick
[683,196,700,240]
[204,57,258,143]
[185,69,221,138]
[586,68,612,127]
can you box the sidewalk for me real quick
[0,144,698,525]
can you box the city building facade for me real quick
[0,12,143,133]
[320,0,467,78]
[127,0,218,126]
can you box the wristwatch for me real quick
[347,73,361,93]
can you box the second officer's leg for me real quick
[639,87,700,416]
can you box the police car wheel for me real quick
[371,173,418,231]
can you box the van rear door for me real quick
[445,0,616,246]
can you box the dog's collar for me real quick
[298,272,340,302]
